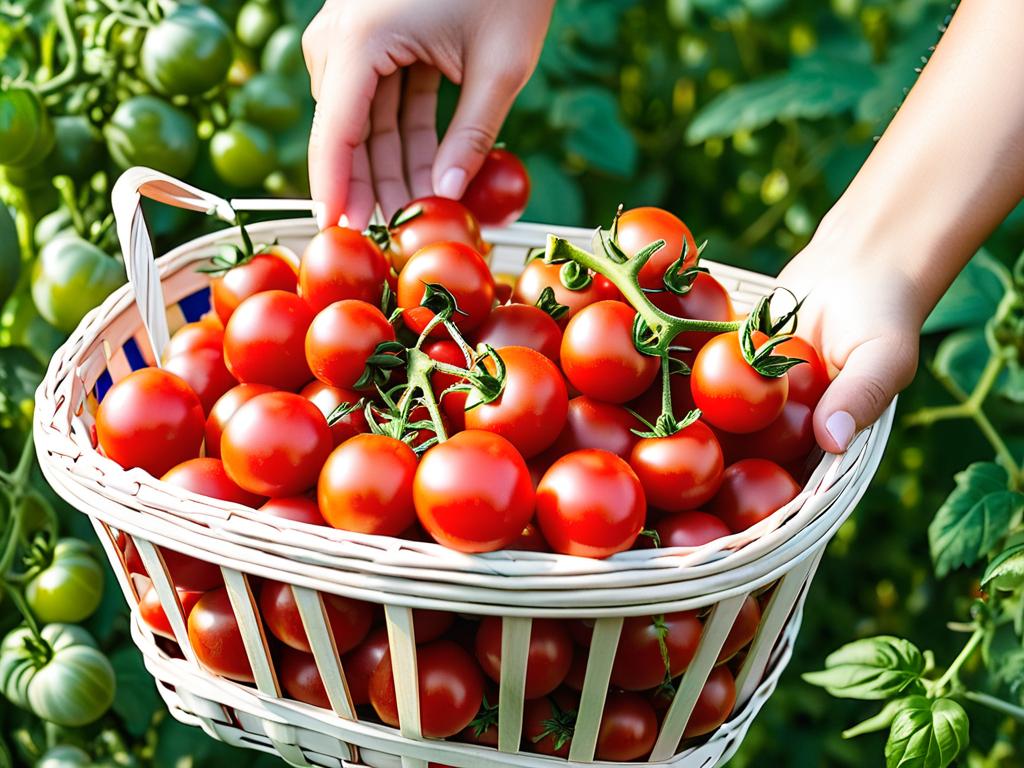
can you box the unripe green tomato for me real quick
[140,4,233,96]
[236,0,280,48]
[236,73,302,131]
[104,95,199,177]
[0,203,20,307]
[6,98,55,170]
[0,86,45,165]
[31,235,126,333]
[44,116,103,179]
[261,26,305,77]
[209,120,277,188]
[36,745,92,768]
[26,539,104,624]
[34,208,74,248]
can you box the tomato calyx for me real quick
[534,286,569,321]
[651,614,674,686]
[533,697,577,750]
[199,216,276,275]
[364,384,443,453]
[366,202,424,250]
[468,692,500,738]
[449,344,507,409]
[352,340,407,390]
[738,294,807,379]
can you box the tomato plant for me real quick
[25,539,103,624]
[513,258,619,325]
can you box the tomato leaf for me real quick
[521,155,584,226]
[883,696,968,768]
[981,537,1024,591]
[923,249,1009,334]
[802,636,926,700]
[109,646,159,737]
[550,87,638,176]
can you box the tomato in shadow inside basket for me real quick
[649,272,734,362]
[121,536,222,591]
[223,290,314,391]
[211,248,298,324]
[187,587,254,683]
[300,380,368,446]
[384,196,485,273]
[259,496,327,525]
[717,595,761,664]
[259,580,373,655]
[163,321,223,360]
[341,626,389,705]
[651,510,730,549]
[596,691,659,762]
[279,647,331,708]
[475,616,573,700]
[682,666,736,738]
[459,148,530,227]
[610,611,702,691]
[138,577,203,640]
[709,458,800,533]
[162,457,264,508]
[397,242,495,337]
[716,399,815,467]
[776,335,830,408]
[523,689,579,757]
[298,227,387,313]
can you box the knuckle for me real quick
[860,377,893,415]
[455,124,498,156]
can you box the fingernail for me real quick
[436,167,467,200]
[825,411,856,451]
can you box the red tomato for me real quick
[544,396,639,461]
[260,580,374,655]
[164,321,223,359]
[720,399,814,466]
[259,496,327,525]
[163,348,237,416]
[369,640,484,738]
[96,368,205,477]
[560,301,659,404]
[523,690,579,757]
[388,197,485,272]
[306,300,396,389]
[629,421,723,512]
[650,272,734,359]
[610,611,702,690]
[414,430,535,553]
[460,148,530,226]
[223,290,314,391]
[122,537,221,591]
[279,647,331,708]
[475,617,573,699]
[536,450,645,558]
[472,304,562,362]
[161,457,264,507]
[691,331,788,434]
[138,578,203,640]
[513,259,619,325]
[458,684,499,746]
[596,692,659,762]
[464,346,568,459]
[616,207,698,290]
[710,458,800,532]
[414,610,456,643]
[340,626,389,705]
[318,434,418,535]
[220,391,333,496]
[718,595,761,663]
[211,249,298,324]
[187,588,253,682]
[298,226,388,312]
[684,666,736,738]
[776,336,830,407]
[493,273,516,305]
[563,650,588,691]
[423,340,469,432]
[300,380,369,446]
[653,510,730,548]
[397,242,495,336]
[198,311,223,330]
[205,383,275,458]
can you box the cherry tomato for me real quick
[629,421,723,512]
[260,580,374,654]
[397,242,495,336]
[628,374,695,426]
[683,666,736,738]
[653,510,730,548]
[300,380,368,446]
[414,610,456,643]
[475,617,573,699]
[423,340,469,432]
[536,450,645,558]
[650,272,734,359]
[164,347,237,415]
[211,249,298,324]
[493,272,516,305]
[341,626,390,705]
[460,148,530,226]
[220,391,332,496]
[369,640,484,738]
[279,647,330,708]
[691,331,787,434]
[161,457,264,508]
[720,399,814,466]
[472,304,562,362]
[298,227,388,313]
[121,536,221,591]
[164,321,223,359]
[513,259,619,325]
[563,650,588,691]
[776,336,830,407]
[709,458,800,532]
[523,690,579,757]
[223,290,314,391]
[718,595,761,663]
[596,691,659,762]
[464,346,568,459]
[539,396,639,469]
[560,301,659,404]
[204,383,274,459]
[96,368,205,477]
[610,611,702,690]
[616,207,698,290]
[388,197,485,272]
[459,684,499,746]
[138,578,203,640]
[414,430,535,553]
[318,434,418,535]
[260,496,327,525]
[187,588,253,682]
[305,300,396,390]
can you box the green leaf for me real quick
[844,697,916,739]
[803,636,926,700]
[983,619,1024,697]
[932,327,990,398]
[551,87,638,176]
[923,249,1010,333]
[521,155,584,226]
[982,538,1024,591]
[884,697,968,768]
[109,646,159,737]
[928,463,1019,577]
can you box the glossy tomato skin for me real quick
[536,450,645,558]
[616,207,698,290]
[561,301,659,404]
[204,383,275,459]
[165,321,223,359]
[397,242,495,336]
[719,399,814,466]
[465,346,568,459]
[513,259,619,326]
[475,617,573,699]
[653,510,730,548]
[138,578,203,640]
[544,396,640,461]
[260,579,373,655]
[389,197,485,272]
[650,272,734,359]
[460,148,530,226]
[122,536,221,591]
[776,336,830,407]
[96,368,205,477]
[318,434,418,535]
[369,640,485,738]
[187,588,253,682]
[629,420,724,512]
[414,430,535,553]
[299,227,387,312]
[164,347,237,415]
[161,457,264,508]
[259,496,327,525]
[279,647,331,708]
[683,666,736,738]
[223,290,314,391]
[220,391,333,497]
[691,331,788,434]
[423,341,469,432]
[211,250,298,324]
[710,458,800,532]
[300,380,368,446]
[718,595,761,663]
[306,300,396,389]
[610,611,702,690]
[341,626,390,705]
[595,691,659,762]
[471,304,562,362]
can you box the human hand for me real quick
[302,0,555,230]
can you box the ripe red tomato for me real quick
[464,346,568,459]
[710,458,800,532]
[414,610,456,643]
[211,249,298,324]
[298,226,388,312]
[544,396,639,461]
[561,301,659,404]
[523,690,579,757]
[653,510,730,548]
[628,373,695,426]
[300,380,369,446]
[96,368,205,477]
[563,650,588,691]
[369,640,484,738]
[188,588,253,682]
[306,300,396,389]
[650,272,734,359]
[596,691,658,762]
[259,580,374,655]
[475,617,573,699]
[513,259,619,325]
[318,434,418,535]
[220,391,333,497]
[340,626,389,705]
[720,399,814,466]
[164,347,237,415]
[610,611,702,690]
[122,536,221,591]
[164,321,223,359]
[161,457,264,507]
[205,383,275,458]
[423,340,469,432]
[459,684,499,746]
[629,421,723,512]
[616,207,698,290]
[223,290,314,391]
[691,331,788,434]
[536,450,645,558]
[388,197,485,272]
[414,430,535,553]
[460,148,530,226]
[279,647,330,708]
[683,666,736,738]
[259,496,327,525]
[138,578,203,640]
[472,304,562,362]
[397,242,495,336]
[718,595,761,663]
[776,335,830,407]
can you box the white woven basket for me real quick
[33,169,895,768]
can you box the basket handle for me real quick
[111,166,322,362]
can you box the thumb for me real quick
[813,335,918,453]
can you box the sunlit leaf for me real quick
[884,697,968,768]
[923,249,1010,333]
[803,636,926,700]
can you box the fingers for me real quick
[401,64,441,199]
[369,72,411,221]
[345,143,376,231]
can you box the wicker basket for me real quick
[33,169,895,768]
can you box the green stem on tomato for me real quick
[962,690,1024,722]
[933,628,984,693]
[0,582,42,641]
[54,176,86,237]
[659,353,674,425]
[404,348,449,443]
